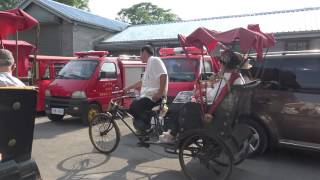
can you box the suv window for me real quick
[100,62,117,79]
[280,57,320,92]
[252,58,281,90]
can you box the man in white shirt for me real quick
[0,49,25,87]
[125,45,168,133]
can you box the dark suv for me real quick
[245,50,320,156]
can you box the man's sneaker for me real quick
[159,131,175,143]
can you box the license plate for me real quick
[51,108,64,115]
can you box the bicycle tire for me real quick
[179,131,233,180]
[89,113,120,154]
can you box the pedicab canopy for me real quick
[178,24,276,59]
[0,8,39,39]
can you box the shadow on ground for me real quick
[56,131,186,180]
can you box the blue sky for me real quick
[89,0,320,20]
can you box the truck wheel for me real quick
[83,104,101,126]
[244,119,268,158]
[48,114,64,122]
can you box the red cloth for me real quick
[185,27,219,52]
[0,8,38,39]
[178,33,220,73]
[178,24,276,60]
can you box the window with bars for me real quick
[285,40,309,51]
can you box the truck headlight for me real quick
[72,91,87,98]
[45,90,51,97]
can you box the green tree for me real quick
[117,2,181,24]
[0,0,21,10]
[0,0,89,11]
[55,0,89,11]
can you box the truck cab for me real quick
[45,51,145,124]
[159,47,219,102]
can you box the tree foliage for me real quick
[0,0,21,10]
[117,2,181,24]
[0,0,89,11]
[55,0,89,11]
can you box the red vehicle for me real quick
[45,51,145,124]
[30,55,75,111]
[3,40,74,111]
[159,47,219,102]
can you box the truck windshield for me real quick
[162,58,199,82]
[57,60,98,80]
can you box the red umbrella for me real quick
[0,8,39,39]
[179,24,275,59]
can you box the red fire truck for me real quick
[45,51,145,124]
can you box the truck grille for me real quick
[49,97,70,108]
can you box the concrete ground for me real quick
[32,116,320,180]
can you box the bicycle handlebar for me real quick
[110,89,136,104]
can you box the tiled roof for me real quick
[103,7,320,43]
[20,0,128,31]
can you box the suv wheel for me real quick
[244,119,268,157]
[83,104,101,126]
[48,114,64,121]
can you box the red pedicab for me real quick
[88,24,275,180]
[176,24,275,180]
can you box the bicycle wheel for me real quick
[89,113,120,154]
[179,132,233,180]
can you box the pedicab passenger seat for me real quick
[0,87,41,180]
[176,80,260,154]
[210,80,260,135]
[210,80,261,153]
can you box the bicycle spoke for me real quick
[89,114,120,154]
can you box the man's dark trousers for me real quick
[129,97,160,131]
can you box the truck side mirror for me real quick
[200,72,214,81]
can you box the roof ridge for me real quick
[38,0,128,25]
[128,6,320,28]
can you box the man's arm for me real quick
[152,74,167,101]
[124,80,142,92]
